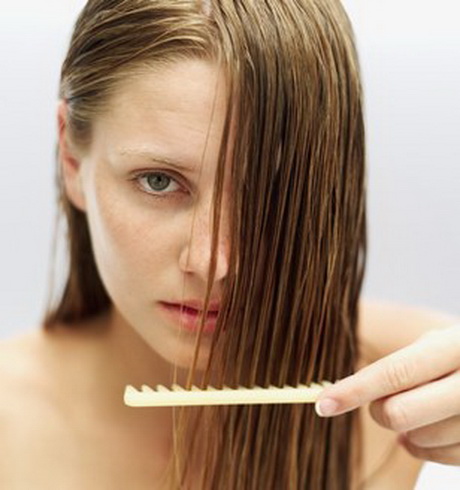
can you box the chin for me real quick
[170,348,210,372]
[154,338,211,373]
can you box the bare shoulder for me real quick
[358,297,459,363]
[0,330,63,483]
[0,326,113,487]
[0,329,54,413]
[0,323,109,421]
[0,328,61,393]
[0,323,162,489]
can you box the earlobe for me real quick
[57,100,87,212]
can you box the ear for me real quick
[57,100,87,212]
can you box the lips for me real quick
[159,301,220,333]
[168,300,221,312]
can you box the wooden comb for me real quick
[124,381,332,407]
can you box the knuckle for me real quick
[382,358,416,393]
[380,398,411,431]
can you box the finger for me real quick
[399,436,460,466]
[369,370,460,432]
[405,415,460,448]
[316,328,460,417]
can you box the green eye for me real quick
[147,173,172,192]
[136,171,181,196]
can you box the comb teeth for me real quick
[123,381,332,407]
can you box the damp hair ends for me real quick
[174,1,366,487]
[43,1,368,488]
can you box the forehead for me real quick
[93,58,231,168]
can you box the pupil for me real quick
[148,174,170,191]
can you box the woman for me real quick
[0,0,458,488]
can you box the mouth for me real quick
[159,302,219,334]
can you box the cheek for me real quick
[84,178,180,299]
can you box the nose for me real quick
[178,201,230,284]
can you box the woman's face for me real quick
[61,59,232,369]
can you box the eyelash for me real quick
[132,171,187,199]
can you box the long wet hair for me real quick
[43,1,367,488]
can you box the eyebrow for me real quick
[117,148,198,173]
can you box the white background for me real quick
[0,0,459,487]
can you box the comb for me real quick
[123,381,332,407]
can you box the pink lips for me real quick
[159,301,219,334]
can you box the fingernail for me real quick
[315,398,339,417]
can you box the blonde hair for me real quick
[44,1,367,487]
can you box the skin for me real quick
[0,58,458,488]
[321,303,460,468]
[61,59,232,377]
